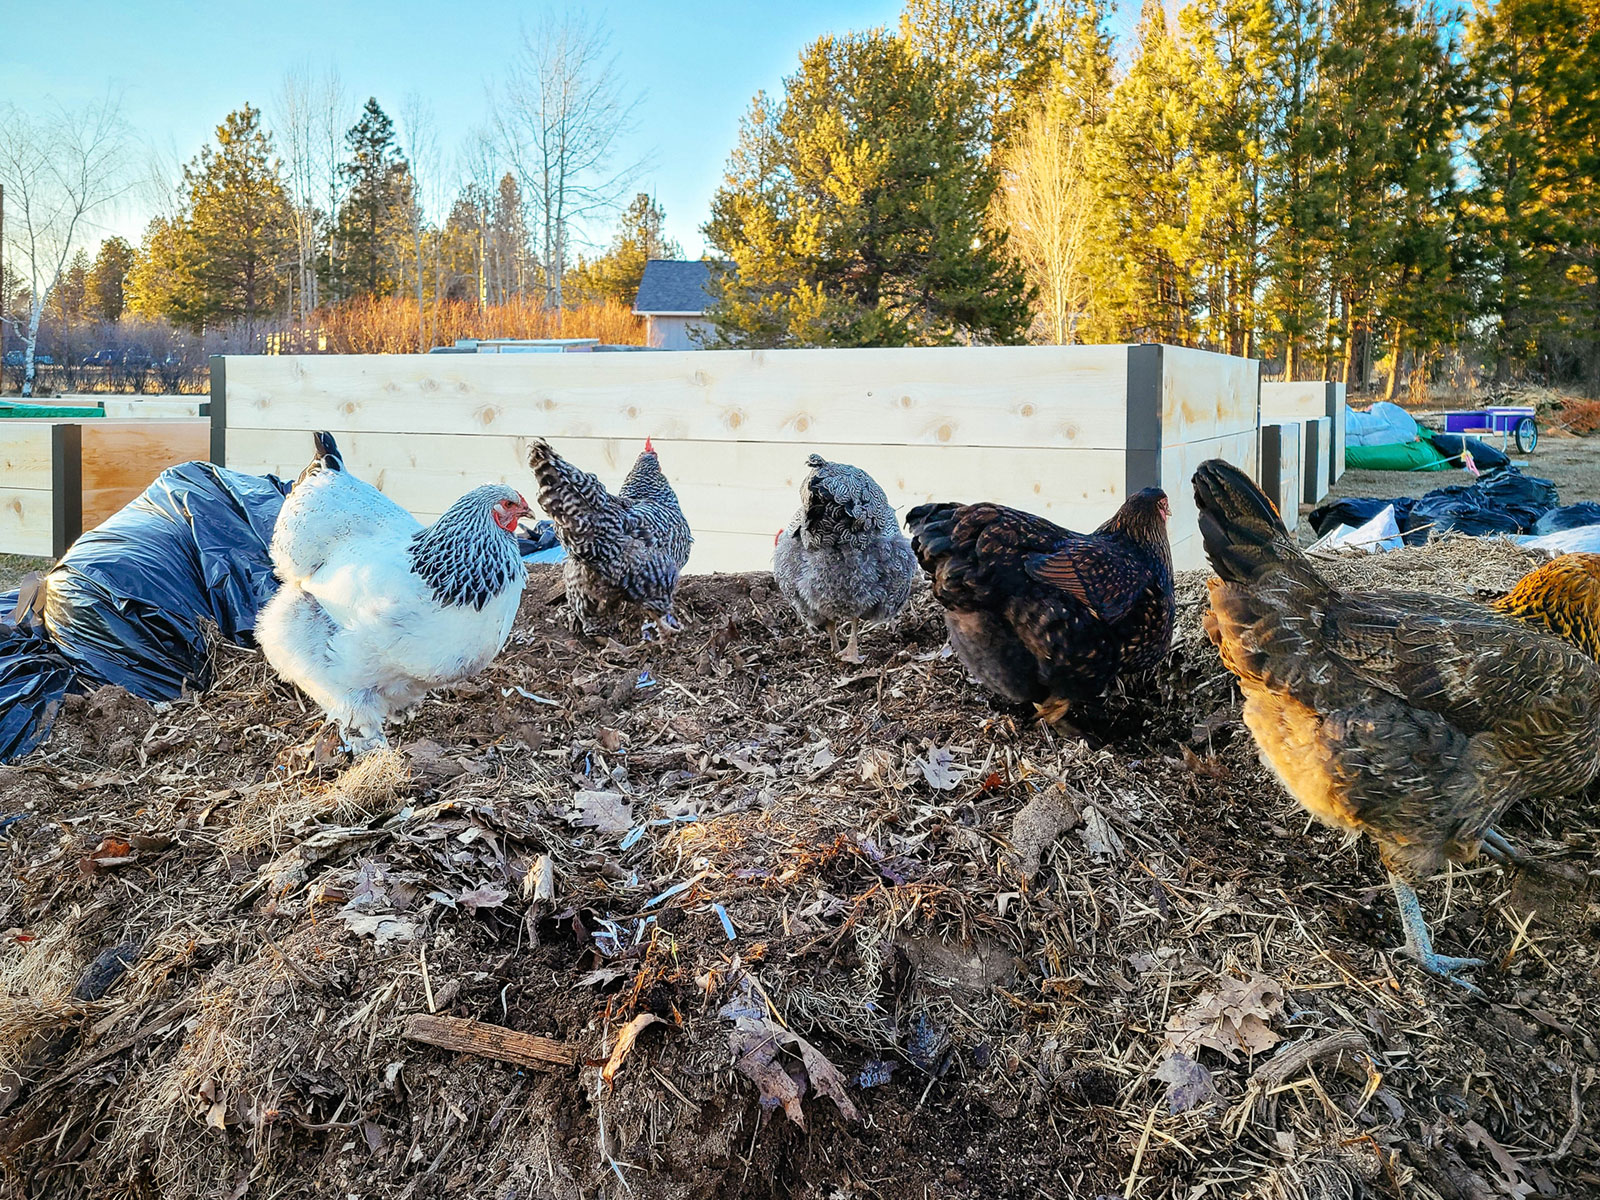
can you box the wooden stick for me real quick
[401,1013,579,1071]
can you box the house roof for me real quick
[634,259,715,316]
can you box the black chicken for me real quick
[905,489,1174,721]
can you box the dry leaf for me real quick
[1166,974,1284,1063]
[602,1013,664,1088]
[1154,1051,1218,1114]
[726,1012,858,1128]
[729,1022,807,1127]
[339,912,419,946]
[913,747,967,791]
[566,790,633,834]
[456,883,509,912]
[1077,805,1126,860]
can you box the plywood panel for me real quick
[223,346,1133,450]
[0,422,55,491]
[1301,417,1331,504]
[80,419,210,529]
[229,430,1131,563]
[1260,382,1328,419]
[0,487,53,557]
[1161,428,1260,572]
[1162,347,1260,443]
[1260,422,1301,532]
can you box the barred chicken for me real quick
[773,455,917,663]
[258,431,530,753]
[527,437,692,637]
[1194,459,1600,993]
[906,489,1174,722]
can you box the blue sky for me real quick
[1,0,931,258]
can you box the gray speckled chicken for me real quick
[773,455,917,663]
[527,437,692,638]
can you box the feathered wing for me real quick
[272,438,419,586]
[528,439,627,557]
[1197,458,1600,872]
[1025,536,1162,623]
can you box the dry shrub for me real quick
[1552,397,1600,434]
[222,748,408,854]
[299,296,646,354]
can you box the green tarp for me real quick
[0,402,104,419]
[1344,438,1451,472]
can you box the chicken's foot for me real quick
[1390,874,1485,997]
[839,620,865,665]
[1479,826,1586,885]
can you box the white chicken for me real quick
[256,431,531,753]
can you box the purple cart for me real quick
[1441,405,1538,453]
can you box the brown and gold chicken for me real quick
[1194,460,1600,994]
[905,489,1174,722]
[1492,552,1600,660]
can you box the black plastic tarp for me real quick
[0,462,288,762]
[1309,467,1560,547]
[1532,501,1600,535]
[1426,433,1511,473]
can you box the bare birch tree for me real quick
[274,64,322,325]
[992,106,1095,344]
[0,93,134,395]
[494,16,641,308]
[397,95,444,351]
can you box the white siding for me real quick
[646,315,710,350]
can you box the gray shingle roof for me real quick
[633,259,715,315]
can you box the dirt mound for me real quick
[1,550,1597,1199]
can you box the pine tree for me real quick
[124,216,187,321]
[333,98,411,300]
[704,34,1032,346]
[567,193,683,306]
[1035,0,1115,128]
[86,236,135,322]
[50,249,91,323]
[175,105,294,333]
[901,0,1042,153]
[1465,0,1600,386]
[1086,0,1199,343]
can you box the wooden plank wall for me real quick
[0,418,211,558]
[80,420,210,528]
[220,346,1261,574]
[1261,380,1346,484]
[0,422,57,557]
[1159,347,1261,570]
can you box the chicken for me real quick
[905,489,1174,721]
[773,455,917,663]
[257,431,531,753]
[1193,459,1600,993]
[1492,552,1600,660]
[527,437,692,637]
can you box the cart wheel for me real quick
[1515,416,1538,454]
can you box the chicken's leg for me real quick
[827,623,841,656]
[1390,873,1485,996]
[839,620,865,665]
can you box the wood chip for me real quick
[401,1013,579,1071]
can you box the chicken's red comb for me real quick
[645,436,655,453]
[774,529,783,546]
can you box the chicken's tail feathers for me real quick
[1193,460,1317,587]
[294,431,343,487]
[905,502,963,565]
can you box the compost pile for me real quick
[2,552,1598,1200]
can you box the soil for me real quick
[2,547,1598,1200]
